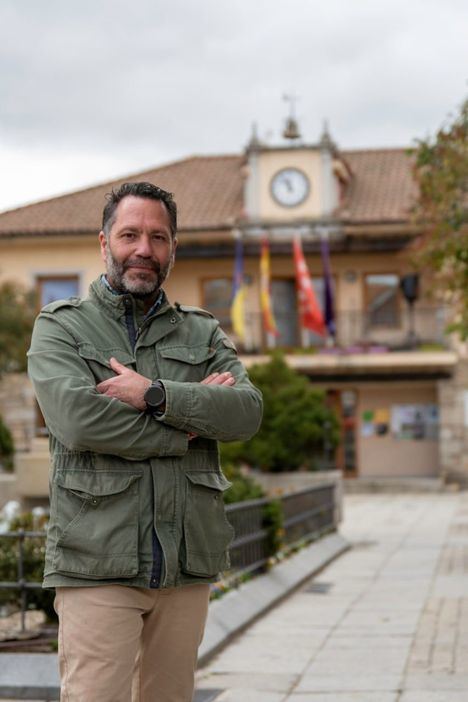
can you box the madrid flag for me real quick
[293,235,325,336]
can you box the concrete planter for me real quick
[14,438,50,500]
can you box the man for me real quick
[28,182,263,702]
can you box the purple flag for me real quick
[320,236,336,337]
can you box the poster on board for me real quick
[391,404,439,440]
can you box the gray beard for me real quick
[105,250,171,299]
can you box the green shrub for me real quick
[0,281,36,375]
[262,499,284,556]
[221,351,340,472]
[0,414,14,472]
[0,512,56,621]
[223,463,265,504]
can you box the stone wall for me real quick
[0,373,36,453]
[438,358,468,486]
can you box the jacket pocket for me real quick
[159,345,216,381]
[182,471,234,578]
[77,344,135,381]
[52,470,142,579]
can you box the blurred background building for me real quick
[0,116,466,504]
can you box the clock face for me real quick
[270,168,310,207]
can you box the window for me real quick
[271,277,329,348]
[365,274,400,327]
[202,278,232,329]
[271,279,299,347]
[37,276,80,307]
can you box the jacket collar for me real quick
[88,276,173,322]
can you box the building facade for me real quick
[0,124,466,497]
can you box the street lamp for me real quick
[400,274,419,349]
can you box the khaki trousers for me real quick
[54,584,210,702]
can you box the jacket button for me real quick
[170,317,177,324]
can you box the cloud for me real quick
[0,0,466,209]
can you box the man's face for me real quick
[99,196,177,298]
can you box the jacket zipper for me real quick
[123,295,164,588]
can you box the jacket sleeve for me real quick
[158,325,263,442]
[27,313,189,460]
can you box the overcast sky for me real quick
[0,0,466,212]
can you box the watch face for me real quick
[145,382,165,407]
[270,168,310,207]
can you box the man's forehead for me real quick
[113,196,171,226]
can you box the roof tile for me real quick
[0,148,417,236]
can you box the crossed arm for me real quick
[28,313,262,459]
[96,357,236,412]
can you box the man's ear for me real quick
[172,237,178,261]
[99,231,107,264]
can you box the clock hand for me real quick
[283,177,293,192]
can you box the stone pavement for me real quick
[196,492,468,701]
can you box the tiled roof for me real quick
[0,155,245,236]
[0,148,417,237]
[341,148,417,223]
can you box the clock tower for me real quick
[243,119,350,226]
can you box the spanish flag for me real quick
[230,237,246,342]
[260,236,279,336]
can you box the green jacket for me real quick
[27,278,262,589]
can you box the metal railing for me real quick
[229,306,451,353]
[0,481,337,635]
[0,529,46,634]
[226,482,335,578]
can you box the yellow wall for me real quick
[357,382,439,477]
[0,236,430,321]
[0,236,103,296]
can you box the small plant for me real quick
[0,511,56,622]
[0,414,14,472]
[222,463,265,504]
[262,499,284,557]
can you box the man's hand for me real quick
[96,357,151,411]
[200,371,236,387]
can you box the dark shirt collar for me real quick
[100,274,164,319]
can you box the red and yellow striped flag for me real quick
[260,236,279,336]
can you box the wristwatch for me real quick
[144,380,166,416]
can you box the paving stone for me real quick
[399,693,468,702]
[195,672,296,693]
[322,634,412,650]
[293,673,402,693]
[336,608,421,635]
[404,673,468,690]
[216,691,284,702]
[286,694,398,702]
[306,646,409,674]
[432,576,468,597]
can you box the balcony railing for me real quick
[233,306,451,353]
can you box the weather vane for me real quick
[282,92,301,141]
